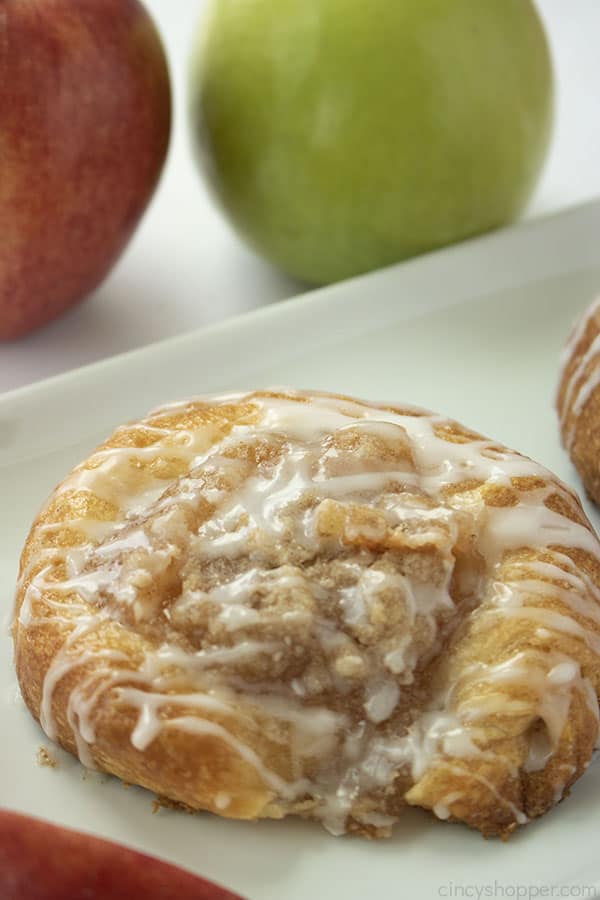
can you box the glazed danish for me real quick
[13,389,600,838]
[557,295,600,505]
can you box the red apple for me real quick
[0,808,243,899]
[0,0,171,339]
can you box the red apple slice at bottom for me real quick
[0,808,244,899]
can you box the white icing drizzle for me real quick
[16,389,600,835]
[159,716,312,800]
[558,296,600,449]
[433,791,463,820]
[39,617,112,739]
[558,295,600,376]
[215,792,231,810]
[445,764,529,826]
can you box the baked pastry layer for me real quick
[557,296,600,505]
[13,389,600,838]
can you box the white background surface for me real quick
[1,0,599,394]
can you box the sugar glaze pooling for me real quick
[16,390,600,834]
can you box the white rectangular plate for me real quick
[3,201,600,900]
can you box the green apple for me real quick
[189,0,553,285]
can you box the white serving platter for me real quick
[2,200,600,899]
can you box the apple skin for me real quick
[0,808,243,899]
[0,0,171,339]
[190,0,553,285]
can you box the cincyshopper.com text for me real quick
[438,882,596,899]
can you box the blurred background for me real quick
[1,0,599,393]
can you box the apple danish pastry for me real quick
[13,389,600,838]
[557,296,600,505]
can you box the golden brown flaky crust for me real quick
[557,297,600,506]
[13,389,600,838]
